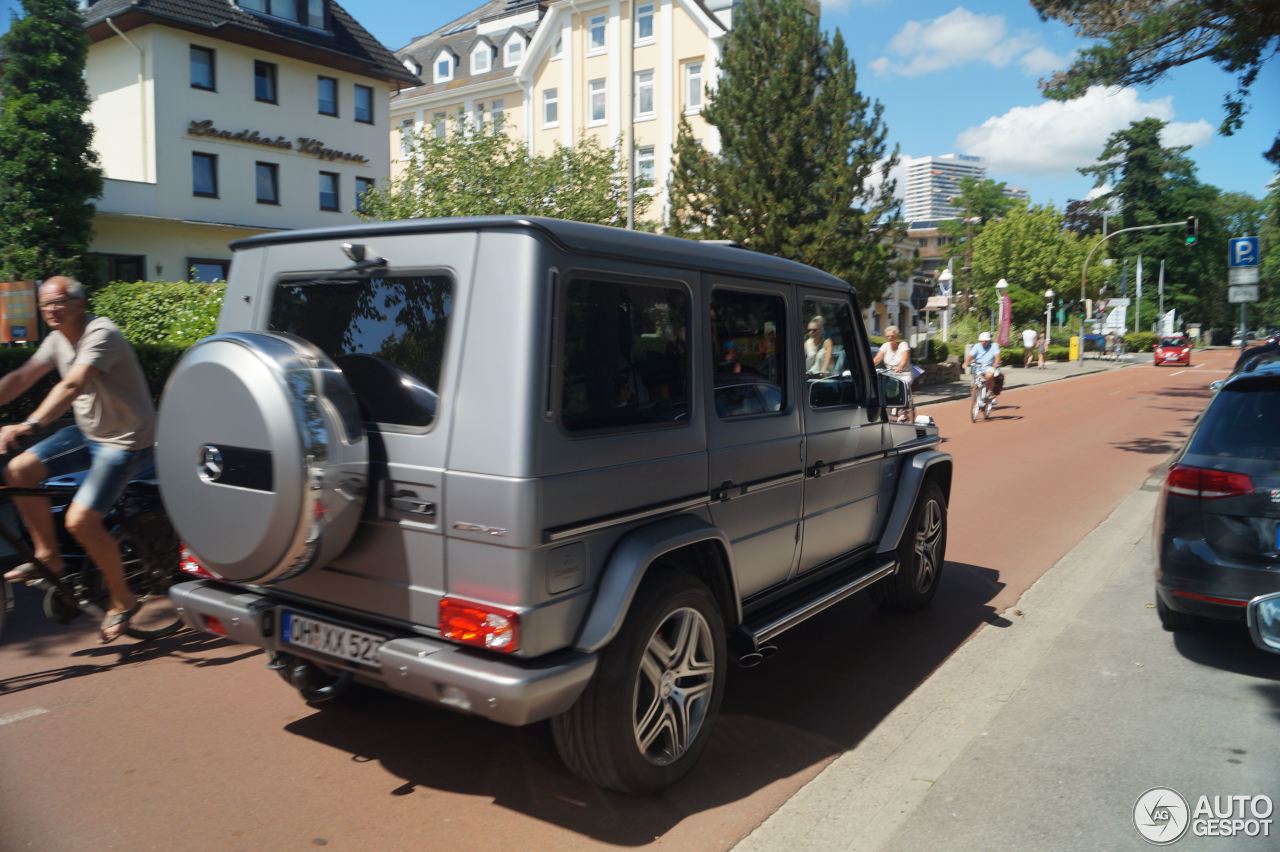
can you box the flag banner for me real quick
[998,293,1012,345]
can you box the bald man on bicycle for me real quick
[0,276,156,643]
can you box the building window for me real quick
[588,14,606,52]
[237,0,324,29]
[319,171,339,211]
[684,61,704,112]
[434,51,453,83]
[255,60,277,104]
[432,111,447,138]
[473,102,485,131]
[355,177,374,213]
[471,43,491,74]
[542,88,558,126]
[588,78,606,125]
[190,46,215,91]
[306,0,324,28]
[400,118,415,156]
[634,69,654,118]
[504,38,523,67]
[317,76,337,116]
[192,152,218,198]
[635,3,654,42]
[90,253,146,284]
[188,258,229,283]
[354,84,374,124]
[552,34,563,59]
[255,161,279,205]
[635,145,655,191]
[491,99,505,132]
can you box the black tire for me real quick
[872,480,947,611]
[1156,592,1202,632]
[552,567,727,795]
[118,512,184,640]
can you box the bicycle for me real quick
[0,471,184,643]
[969,366,1000,422]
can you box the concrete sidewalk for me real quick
[914,353,1143,407]
[736,480,1279,851]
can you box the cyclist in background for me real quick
[963,331,1002,405]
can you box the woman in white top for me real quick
[874,325,911,375]
[805,315,834,375]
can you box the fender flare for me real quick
[575,514,737,653]
[877,450,952,556]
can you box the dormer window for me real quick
[237,0,325,30]
[471,43,492,75]
[403,58,422,77]
[433,50,454,83]
[504,35,524,68]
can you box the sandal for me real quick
[99,601,142,644]
[3,561,61,584]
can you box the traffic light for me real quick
[1185,216,1198,246]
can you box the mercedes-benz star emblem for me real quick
[199,445,224,482]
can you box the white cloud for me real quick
[872,6,1061,78]
[955,86,1214,176]
[1018,46,1071,76]
[1085,183,1112,201]
[866,154,911,204]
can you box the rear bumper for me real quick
[170,581,597,726]
[1156,537,1280,621]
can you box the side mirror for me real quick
[809,379,843,408]
[879,372,906,408]
[1247,592,1280,654]
[1209,379,1225,393]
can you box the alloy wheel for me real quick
[632,606,716,766]
[913,498,944,594]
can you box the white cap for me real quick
[978,332,992,342]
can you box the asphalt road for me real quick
[0,349,1236,851]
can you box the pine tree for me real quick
[666,0,900,306]
[0,0,103,281]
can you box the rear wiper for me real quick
[304,243,389,284]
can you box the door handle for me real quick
[389,490,436,517]
[712,480,737,502]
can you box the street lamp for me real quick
[995,278,1008,341]
[938,267,954,344]
[1044,288,1054,363]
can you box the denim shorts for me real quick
[26,425,155,513]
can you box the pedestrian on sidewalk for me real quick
[1021,327,1037,368]
[1037,331,1047,369]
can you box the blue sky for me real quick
[3,0,1276,209]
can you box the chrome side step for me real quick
[743,559,897,647]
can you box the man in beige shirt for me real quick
[0,276,157,643]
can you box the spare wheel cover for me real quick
[156,331,368,584]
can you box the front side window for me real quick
[711,289,787,419]
[190,46,215,91]
[255,60,277,103]
[685,60,703,111]
[636,3,654,41]
[269,275,453,428]
[317,76,337,116]
[561,279,691,433]
[803,298,863,408]
[255,161,279,204]
[635,145,655,190]
[319,171,339,211]
[543,88,559,126]
[354,85,374,124]
[589,14,606,51]
[634,69,654,118]
[355,176,374,212]
[192,152,218,197]
[588,78,606,124]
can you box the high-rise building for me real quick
[903,153,987,223]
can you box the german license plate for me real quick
[281,611,383,668]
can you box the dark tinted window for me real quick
[710,288,786,418]
[319,171,339,210]
[354,84,374,123]
[269,275,453,428]
[255,162,279,204]
[802,299,863,407]
[192,152,217,197]
[355,176,374,212]
[188,258,228,283]
[317,76,338,115]
[1189,381,1280,458]
[190,46,215,90]
[255,61,277,103]
[561,279,690,433]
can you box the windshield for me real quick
[1159,337,1186,347]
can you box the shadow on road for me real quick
[283,560,1005,845]
[1251,683,1280,725]
[1112,437,1183,455]
[1171,620,1280,681]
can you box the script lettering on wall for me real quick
[187,120,371,165]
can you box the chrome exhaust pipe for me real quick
[735,643,779,668]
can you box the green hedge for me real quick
[90,281,225,347]
[1124,332,1158,353]
[998,345,1071,364]
[0,344,187,424]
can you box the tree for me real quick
[939,177,1023,307]
[1032,0,1280,165]
[666,0,900,307]
[359,124,648,227]
[0,0,103,280]
[1256,175,1280,328]
[969,205,1108,327]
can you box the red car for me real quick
[1154,334,1192,366]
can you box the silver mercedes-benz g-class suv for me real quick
[160,217,950,794]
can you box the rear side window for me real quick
[269,275,452,428]
[1189,382,1280,458]
[561,278,690,433]
[710,288,787,419]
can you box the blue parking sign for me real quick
[1228,236,1259,268]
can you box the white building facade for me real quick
[80,0,417,282]
[903,153,1029,224]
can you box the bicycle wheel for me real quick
[118,512,185,640]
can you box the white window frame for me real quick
[432,111,447,138]
[588,78,607,125]
[433,50,454,83]
[635,145,656,193]
[399,118,415,158]
[684,60,704,113]
[588,14,606,53]
[552,34,563,60]
[491,98,505,132]
[634,69,655,120]
[471,43,492,75]
[504,36,524,68]
[542,87,559,128]
[635,3,655,44]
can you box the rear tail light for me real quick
[203,615,227,635]
[439,597,520,653]
[1165,464,1254,499]
[179,543,216,579]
